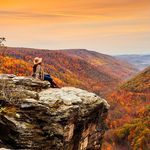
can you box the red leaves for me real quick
[0,55,32,76]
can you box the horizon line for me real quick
[7,46,150,56]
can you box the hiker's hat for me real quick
[33,57,42,65]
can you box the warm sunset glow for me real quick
[0,0,150,54]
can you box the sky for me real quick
[0,0,150,54]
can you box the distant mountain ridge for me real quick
[4,47,138,97]
[116,54,150,70]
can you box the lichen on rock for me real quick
[0,74,109,150]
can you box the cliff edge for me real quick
[0,74,109,150]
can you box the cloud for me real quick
[0,10,73,19]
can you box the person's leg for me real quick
[44,74,54,87]
[44,74,59,88]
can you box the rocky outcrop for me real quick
[0,74,109,150]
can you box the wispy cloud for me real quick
[0,0,149,20]
[0,10,73,18]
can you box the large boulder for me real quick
[0,74,109,150]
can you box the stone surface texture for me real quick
[0,74,109,150]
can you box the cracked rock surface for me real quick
[0,74,109,150]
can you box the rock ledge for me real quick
[0,75,109,150]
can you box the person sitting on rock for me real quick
[32,57,59,88]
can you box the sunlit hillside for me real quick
[0,55,32,76]
[103,67,150,150]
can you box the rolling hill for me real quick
[121,66,150,93]
[103,66,150,150]
[4,47,138,97]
